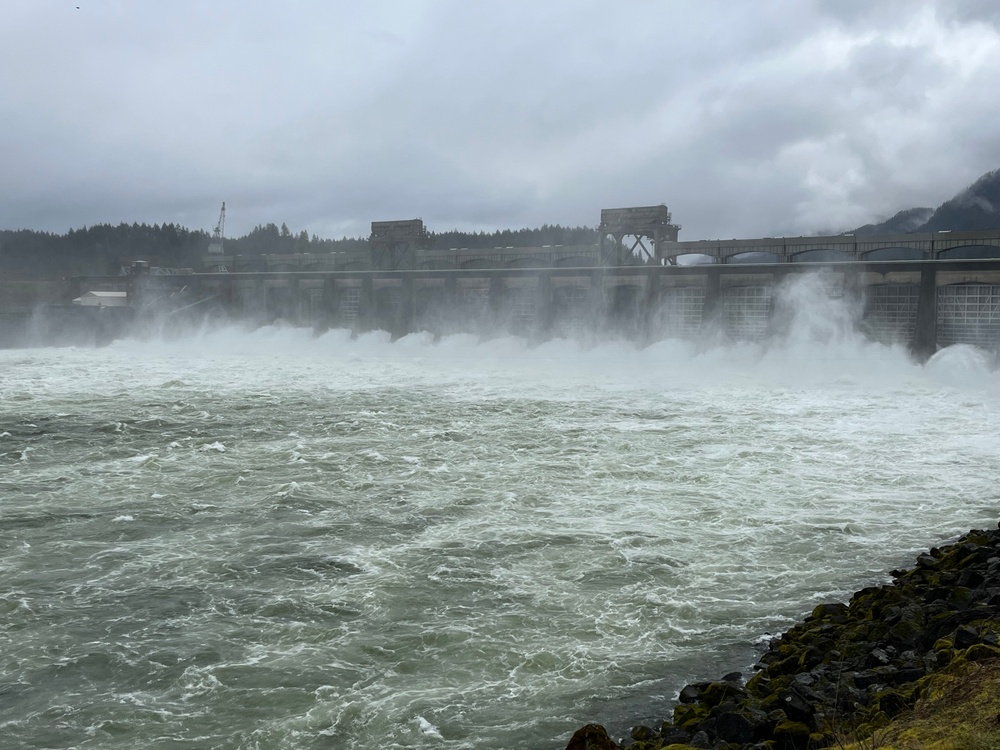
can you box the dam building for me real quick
[72,206,1000,358]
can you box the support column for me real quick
[255,276,267,323]
[842,269,863,304]
[358,276,375,332]
[320,277,338,331]
[700,267,722,334]
[843,269,864,336]
[534,272,554,335]
[641,267,662,341]
[396,277,415,339]
[912,267,938,360]
[444,275,458,312]
[488,273,504,317]
[289,276,301,323]
[766,269,791,339]
[589,269,607,328]
[227,275,238,317]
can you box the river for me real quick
[2,284,998,749]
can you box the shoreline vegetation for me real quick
[567,525,1000,750]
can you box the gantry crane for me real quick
[208,202,226,254]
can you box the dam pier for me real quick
[68,207,1000,356]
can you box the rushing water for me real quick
[2,283,999,750]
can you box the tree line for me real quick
[0,221,599,278]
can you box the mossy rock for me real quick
[959,643,1000,663]
[948,586,976,609]
[765,655,802,678]
[698,681,746,707]
[932,636,954,652]
[773,719,812,747]
[811,602,849,621]
[796,646,823,670]
[672,703,708,732]
[630,724,655,742]
[746,670,769,695]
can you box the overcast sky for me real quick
[3,1,1000,241]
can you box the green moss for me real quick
[949,586,976,608]
[961,643,1000,663]
[672,703,707,732]
[933,636,955,651]
[865,661,1000,750]
[746,670,769,694]
[773,719,811,747]
[698,681,744,707]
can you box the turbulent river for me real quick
[2,287,999,749]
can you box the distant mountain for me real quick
[850,168,1000,234]
[920,168,1000,232]
[851,206,935,235]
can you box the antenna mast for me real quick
[208,202,226,254]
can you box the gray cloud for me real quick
[2,0,999,240]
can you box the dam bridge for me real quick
[72,208,1000,358]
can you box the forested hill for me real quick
[0,221,598,279]
[8,165,1000,280]
[0,223,209,279]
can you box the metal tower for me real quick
[208,202,226,254]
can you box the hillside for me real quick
[852,168,1000,234]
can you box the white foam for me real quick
[416,716,444,740]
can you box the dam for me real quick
[67,207,1000,357]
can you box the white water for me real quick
[2,281,999,749]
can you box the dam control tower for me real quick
[599,205,680,265]
[369,219,432,270]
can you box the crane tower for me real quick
[207,202,226,254]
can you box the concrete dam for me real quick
[67,207,1000,357]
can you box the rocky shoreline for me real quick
[567,525,1000,750]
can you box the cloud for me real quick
[1,0,1000,240]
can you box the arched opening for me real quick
[674,253,715,266]
[790,249,854,263]
[937,245,1000,260]
[506,257,547,269]
[418,259,456,270]
[234,258,266,272]
[337,261,369,271]
[461,258,495,270]
[728,251,781,264]
[862,247,927,261]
